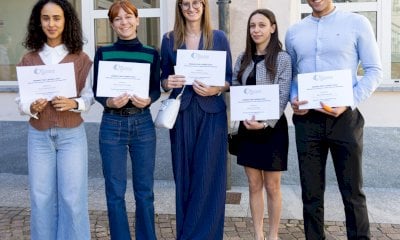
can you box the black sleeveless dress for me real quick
[236,55,289,171]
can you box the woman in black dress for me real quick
[231,9,291,240]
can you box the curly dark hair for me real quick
[23,0,83,53]
[237,9,282,82]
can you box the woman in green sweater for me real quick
[92,1,160,239]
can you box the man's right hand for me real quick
[291,97,309,115]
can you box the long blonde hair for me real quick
[170,0,213,50]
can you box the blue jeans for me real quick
[27,123,90,240]
[99,109,157,240]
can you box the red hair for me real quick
[108,0,138,22]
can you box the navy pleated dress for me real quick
[160,30,232,240]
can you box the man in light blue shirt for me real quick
[285,0,382,239]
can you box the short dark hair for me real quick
[23,0,84,53]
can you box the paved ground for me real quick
[1,91,399,239]
[1,206,400,240]
[1,174,400,240]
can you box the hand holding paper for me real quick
[298,69,354,110]
[130,95,151,108]
[230,85,280,121]
[96,61,150,98]
[291,97,309,116]
[30,98,48,114]
[106,93,130,108]
[17,63,77,103]
[318,102,349,117]
[175,50,226,86]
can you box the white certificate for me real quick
[230,85,280,121]
[298,69,354,110]
[175,49,226,86]
[16,63,76,103]
[96,61,150,98]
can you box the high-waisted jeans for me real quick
[28,123,90,240]
[99,109,157,240]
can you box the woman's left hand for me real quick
[243,116,265,130]
[193,80,221,97]
[51,96,77,111]
[130,95,151,108]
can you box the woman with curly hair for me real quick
[16,0,93,239]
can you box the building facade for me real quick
[0,0,399,121]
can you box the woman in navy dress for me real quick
[160,0,232,239]
[232,9,291,240]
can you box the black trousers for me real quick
[293,109,370,240]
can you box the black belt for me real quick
[104,107,144,116]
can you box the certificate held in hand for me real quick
[230,85,280,121]
[298,69,354,110]
[96,61,150,98]
[16,62,76,103]
[175,49,226,86]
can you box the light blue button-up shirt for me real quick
[285,8,382,107]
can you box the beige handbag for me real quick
[154,86,185,129]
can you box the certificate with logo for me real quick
[16,62,76,103]
[96,61,150,98]
[230,85,280,121]
[298,69,354,109]
[175,49,226,86]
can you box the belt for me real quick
[104,107,144,116]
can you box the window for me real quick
[95,0,159,10]
[0,0,80,83]
[93,0,160,50]
[301,0,377,3]
[83,0,163,59]
[0,1,37,82]
[95,17,160,50]
[0,0,162,85]
[392,0,400,81]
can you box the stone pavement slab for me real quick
[1,207,400,240]
[1,173,400,239]
[1,174,400,224]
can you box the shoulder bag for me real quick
[154,86,185,129]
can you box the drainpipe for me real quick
[216,0,232,190]
[216,0,231,39]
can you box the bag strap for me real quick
[229,121,239,134]
[176,85,185,100]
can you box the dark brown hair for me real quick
[237,9,282,82]
[23,0,83,53]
